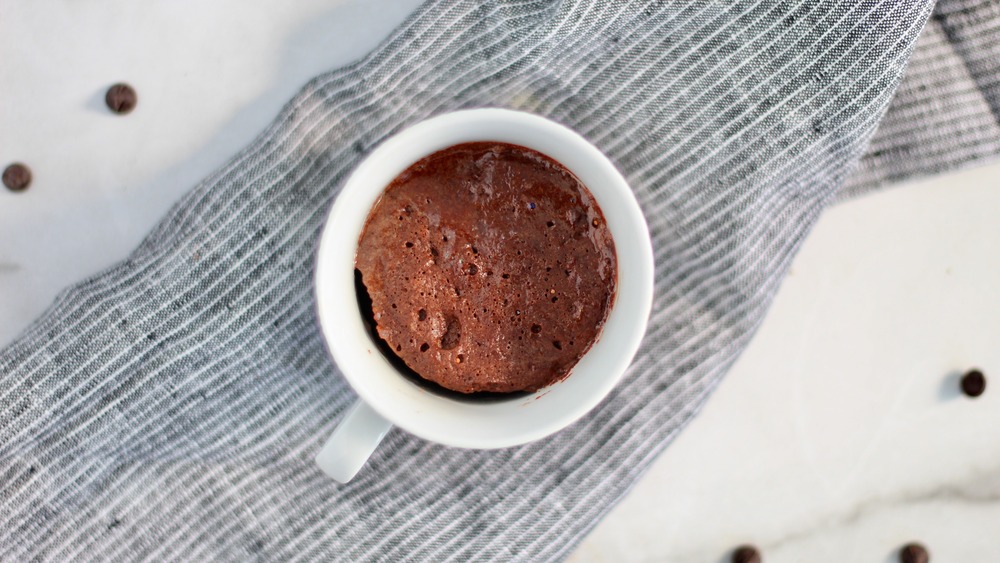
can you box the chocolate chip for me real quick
[105,83,138,114]
[961,369,986,398]
[732,545,761,563]
[900,542,929,563]
[3,163,31,192]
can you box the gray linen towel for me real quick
[2,0,998,560]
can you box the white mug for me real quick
[313,109,654,482]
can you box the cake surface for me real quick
[355,142,616,394]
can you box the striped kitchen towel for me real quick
[2,0,998,560]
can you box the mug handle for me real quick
[315,400,392,483]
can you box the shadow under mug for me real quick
[313,109,654,482]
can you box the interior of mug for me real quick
[315,108,653,449]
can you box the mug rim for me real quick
[315,108,654,449]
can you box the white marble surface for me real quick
[3,2,999,561]
[570,163,1000,562]
[0,0,423,346]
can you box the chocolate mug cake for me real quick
[355,142,616,394]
